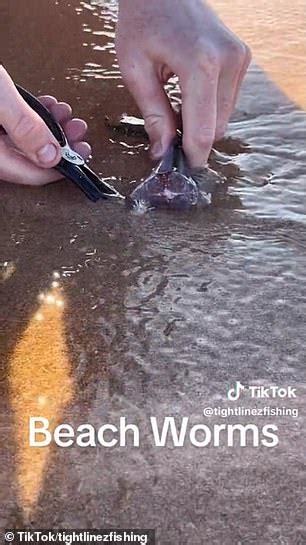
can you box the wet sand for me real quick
[0,1,306,543]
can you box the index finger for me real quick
[180,62,219,167]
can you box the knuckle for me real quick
[193,43,220,72]
[144,114,161,135]
[144,117,174,152]
[12,113,39,141]
[223,39,246,65]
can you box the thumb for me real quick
[0,66,61,167]
[121,61,177,159]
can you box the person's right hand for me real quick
[0,65,91,185]
[116,0,251,167]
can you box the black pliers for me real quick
[15,84,123,202]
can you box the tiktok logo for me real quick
[227,381,246,400]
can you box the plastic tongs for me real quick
[15,84,123,202]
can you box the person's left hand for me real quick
[0,94,91,185]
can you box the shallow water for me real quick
[0,1,306,543]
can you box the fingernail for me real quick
[37,143,58,164]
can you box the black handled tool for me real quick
[15,84,123,202]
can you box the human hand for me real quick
[116,0,251,167]
[0,65,91,185]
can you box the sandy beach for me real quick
[0,1,305,543]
